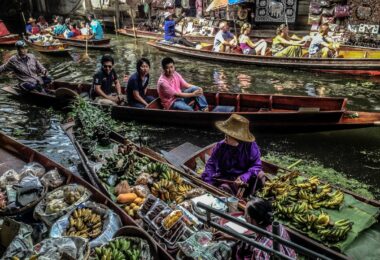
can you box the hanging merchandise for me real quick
[308,14,322,25]
[334,5,350,18]
[182,0,190,9]
[322,7,335,17]
[309,1,322,15]
[255,0,298,23]
[237,6,248,20]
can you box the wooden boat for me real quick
[0,131,172,259]
[52,35,111,50]
[0,34,19,45]
[117,28,214,43]
[166,142,380,260]
[2,81,380,133]
[148,41,380,76]
[23,36,72,56]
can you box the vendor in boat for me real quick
[215,198,296,259]
[157,57,208,111]
[67,23,81,38]
[213,21,237,53]
[271,24,305,57]
[0,41,51,92]
[126,58,155,108]
[80,21,90,36]
[163,12,197,48]
[37,16,49,31]
[25,17,40,35]
[309,23,340,58]
[201,114,265,196]
[87,14,104,40]
[239,23,267,56]
[52,16,68,36]
[91,54,123,105]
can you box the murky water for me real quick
[0,34,379,197]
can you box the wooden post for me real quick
[114,16,118,36]
[130,6,137,38]
[115,0,120,30]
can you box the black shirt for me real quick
[126,72,149,104]
[91,69,118,99]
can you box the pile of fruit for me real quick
[65,208,103,239]
[259,172,353,242]
[46,186,83,213]
[93,237,142,260]
[117,192,145,219]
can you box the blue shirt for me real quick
[126,72,149,104]
[53,24,67,35]
[26,24,32,33]
[90,20,104,40]
[213,30,234,52]
[164,20,176,41]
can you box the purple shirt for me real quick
[0,54,47,85]
[201,140,262,184]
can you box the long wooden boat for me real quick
[0,131,172,259]
[61,120,338,259]
[2,82,380,133]
[169,142,380,260]
[23,36,72,56]
[148,41,380,76]
[52,35,111,50]
[0,34,19,45]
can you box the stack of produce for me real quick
[258,172,353,242]
[92,237,147,260]
[65,208,103,239]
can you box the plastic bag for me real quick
[0,169,20,189]
[131,185,150,198]
[40,169,65,189]
[49,201,122,248]
[34,184,91,226]
[33,237,88,260]
[1,217,33,260]
[19,162,46,178]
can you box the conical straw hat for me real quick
[215,114,255,142]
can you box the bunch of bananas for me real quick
[146,162,169,177]
[318,219,353,242]
[65,208,102,239]
[173,184,194,204]
[94,238,141,260]
[323,190,344,209]
[273,201,308,218]
[161,170,183,185]
[151,179,177,201]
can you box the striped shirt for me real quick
[236,224,297,260]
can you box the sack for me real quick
[310,2,322,15]
[322,7,334,17]
[334,5,350,18]
[308,14,322,25]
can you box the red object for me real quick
[0,20,10,37]
[31,26,40,35]
[72,28,81,37]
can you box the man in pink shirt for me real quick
[157,57,208,111]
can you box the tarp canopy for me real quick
[206,0,228,12]
[0,20,10,37]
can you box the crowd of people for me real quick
[24,14,104,40]
[161,12,339,58]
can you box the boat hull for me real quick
[0,34,19,45]
[53,36,111,50]
[24,37,72,56]
[148,41,380,76]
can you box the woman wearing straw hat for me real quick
[26,18,40,35]
[201,114,265,197]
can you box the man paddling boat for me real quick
[0,40,52,92]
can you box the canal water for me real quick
[0,34,379,197]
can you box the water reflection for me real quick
[0,34,379,198]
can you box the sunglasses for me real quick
[103,65,112,69]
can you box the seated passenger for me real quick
[239,23,267,56]
[26,18,40,35]
[201,114,265,197]
[163,12,197,47]
[67,23,81,38]
[309,23,340,58]
[126,58,155,108]
[215,198,297,259]
[91,55,123,105]
[213,21,237,53]
[37,16,49,31]
[80,21,90,36]
[52,17,68,36]
[157,57,208,111]
[271,24,305,57]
